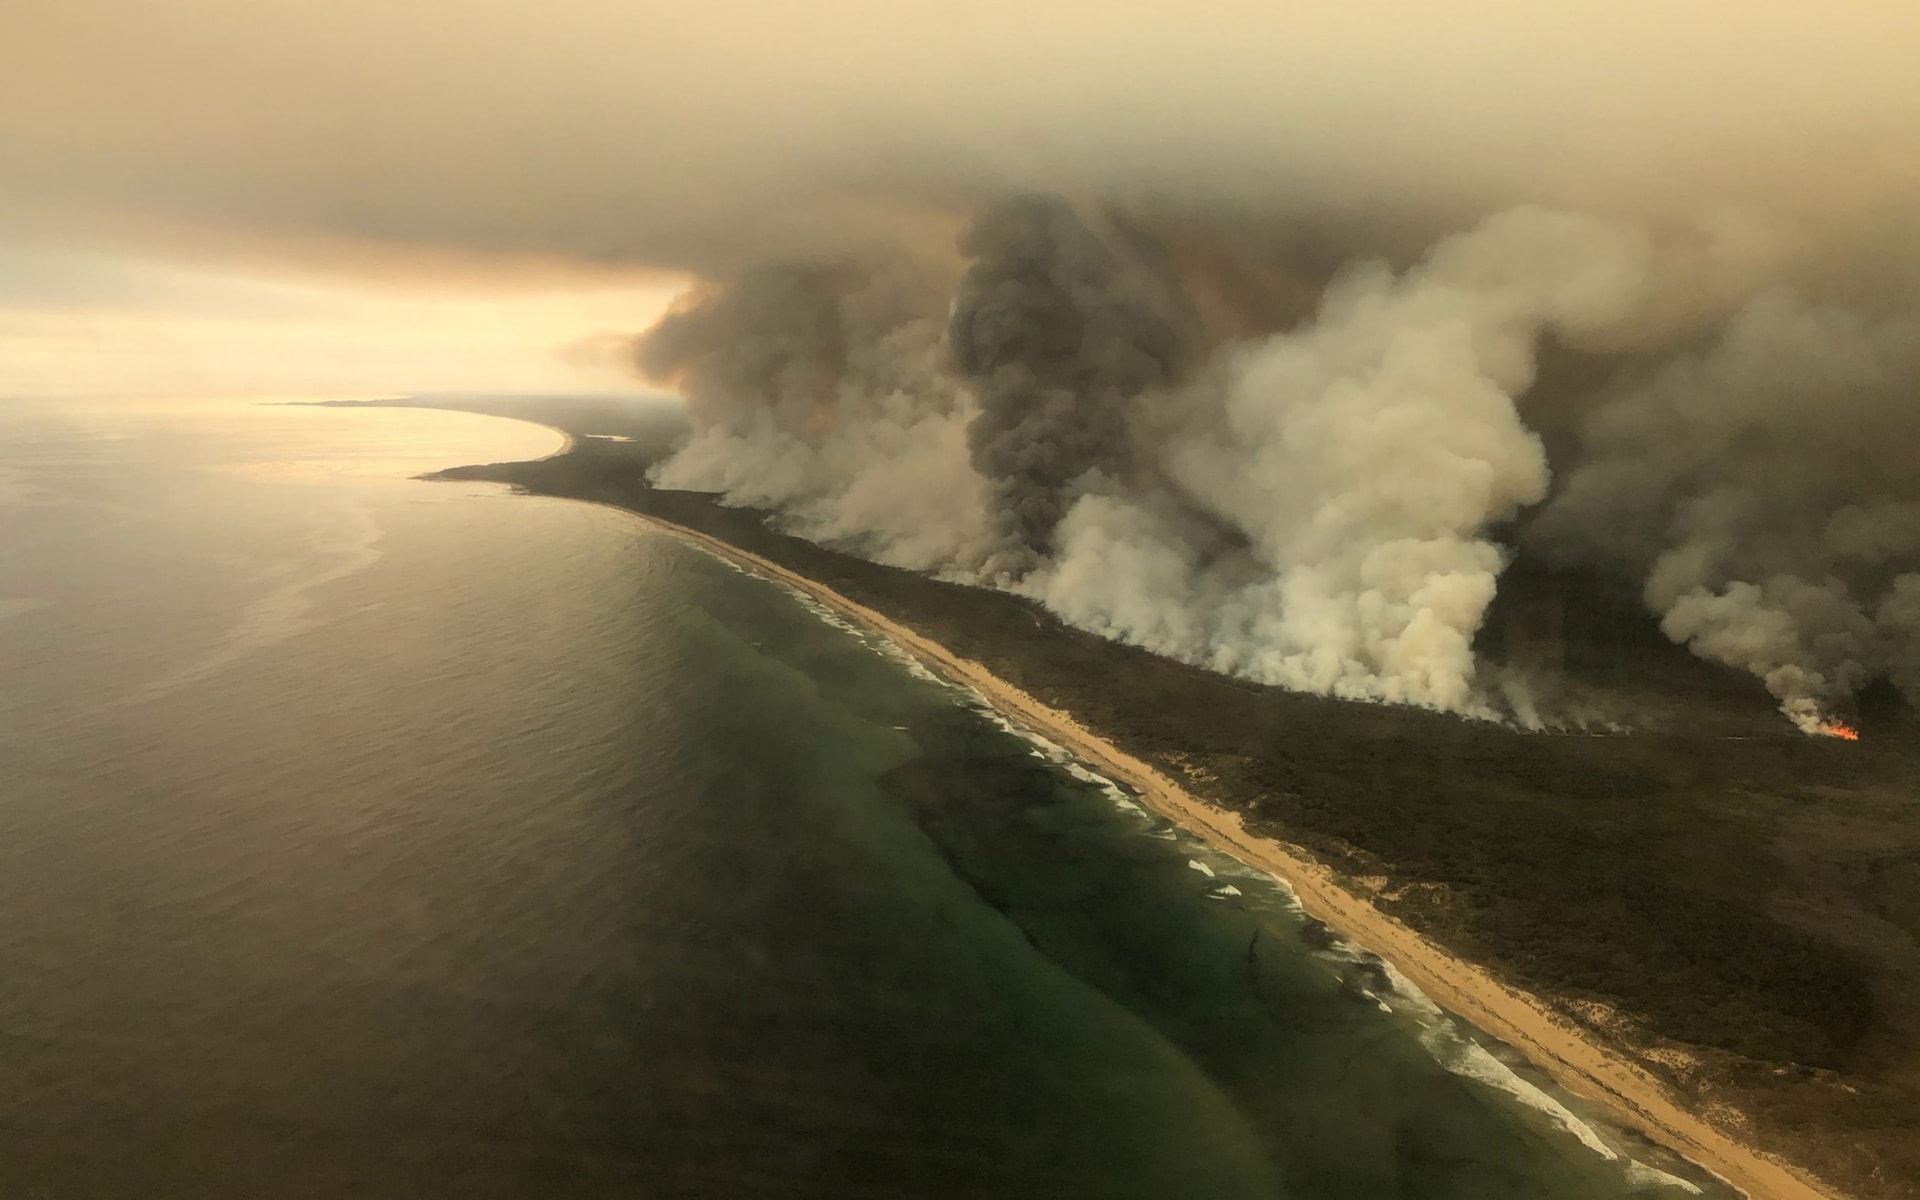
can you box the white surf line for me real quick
[561,507,1777,1200]
[681,530,1711,1192]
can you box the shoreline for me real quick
[611,505,1839,1200]
[388,399,1851,1199]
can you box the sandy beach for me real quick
[622,508,1844,1200]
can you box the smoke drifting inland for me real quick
[1533,295,1920,732]
[949,196,1189,577]
[634,198,1920,730]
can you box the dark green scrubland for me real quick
[364,397,1920,1198]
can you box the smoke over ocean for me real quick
[638,200,1920,731]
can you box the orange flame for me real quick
[1819,720,1861,741]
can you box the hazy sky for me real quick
[3,1,1916,396]
[0,243,678,398]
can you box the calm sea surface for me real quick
[0,397,1728,1198]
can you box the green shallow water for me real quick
[0,398,1728,1197]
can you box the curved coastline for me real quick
[385,390,1855,1200]
[279,397,579,464]
[596,507,1840,1200]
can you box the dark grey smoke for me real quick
[1530,291,1920,728]
[638,193,1920,729]
[635,265,852,439]
[948,196,1188,576]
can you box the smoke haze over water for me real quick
[8,0,1920,724]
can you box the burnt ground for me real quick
[336,397,1920,1198]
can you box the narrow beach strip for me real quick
[630,507,1841,1200]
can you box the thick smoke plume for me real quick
[1035,210,1652,711]
[7,1,1918,727]
[1534,293,1920,728]
[639,260,993,573]
[640,192,1920,728]
[949,196,1188,576]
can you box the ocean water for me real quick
[0,397,1730,1198]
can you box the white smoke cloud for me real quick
[1025,210,1651,712]
[639,195,1920,730]
[648,207,1699,718]
[1536,291,1920,725]
[6,0,1919,730]
[642,259,997,573]
[655,407,992,573]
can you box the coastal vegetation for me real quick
[412,400,1920,1199]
